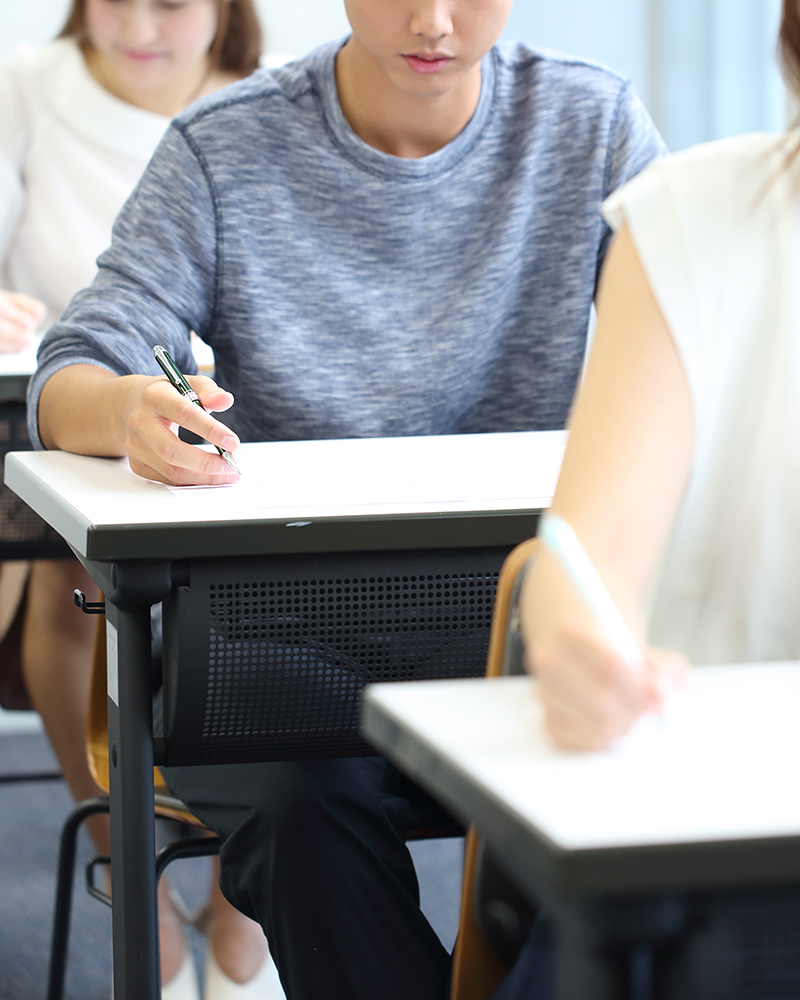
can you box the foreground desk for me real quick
[363,665,800,1000]
[5,430,564,1000]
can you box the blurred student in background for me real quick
[502,3,800,992]
[0,2,285,997]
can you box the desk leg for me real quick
[553,897,687,1000]
[555,919,632,1000]
[106,602,160,1000]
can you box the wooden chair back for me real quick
[449,537,540,1000]
[86,614,202,826]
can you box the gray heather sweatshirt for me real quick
[29,40,664,448]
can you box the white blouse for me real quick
[604,131,800,665]
[0,38,169,330]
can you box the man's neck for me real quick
[335,38,483,159]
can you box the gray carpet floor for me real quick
[0,730,463,1000]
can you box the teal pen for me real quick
[538,512,642,668]
[152,344,240,475]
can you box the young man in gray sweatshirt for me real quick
[32,1,664,997]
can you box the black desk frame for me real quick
[73,508,541,1000]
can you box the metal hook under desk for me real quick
[73,590,106,615]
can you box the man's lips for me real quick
[403,52,454,74]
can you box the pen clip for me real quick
[153,344,192,393]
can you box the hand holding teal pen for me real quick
[152,345,240,475]
[525,511,689,750]
[538,512,643,670]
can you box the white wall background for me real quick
[256,0,348,56]
[502,1,651,114]
[0,0,351,59]
[0,1,790,149]
[3,0,74,52]
[504,0,785,150]
[651,0,784,150]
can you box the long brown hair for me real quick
[779,0,800,98]
[59,0,262,77]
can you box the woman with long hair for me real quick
[0,3,284,997]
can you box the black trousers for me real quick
[162,756,452,1000]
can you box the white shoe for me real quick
[162,949,201,1000]
[204,947,286,1000]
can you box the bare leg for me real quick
[21,559,186,982]
[22,561,105,842]
[0,560,29,639]
[209,858,269,983]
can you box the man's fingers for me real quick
[187,375,236,414]
[129,454,238,486]
[131,418,238,484]
[203,389,236,416]
[141,379,240,453]
[119,375,241,486]
[129,423,238,484]
[170,393,238,450]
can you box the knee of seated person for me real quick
[223,757,398,846]
[267,756,413,854]
[174,757,401,858]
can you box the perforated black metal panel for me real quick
[162,547,508,765]
[655,890,800,999]
[738,908,800,998]
[0,403,70,559]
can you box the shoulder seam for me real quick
[496,43,628,84]
[602,79,630,200]
[177,72,306,130]
[170,121,222,338]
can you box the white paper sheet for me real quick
[163,432,565,516]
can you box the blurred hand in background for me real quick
[0,291,46,352]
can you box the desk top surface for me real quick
[5,430,564,561]
[362,664,800,896]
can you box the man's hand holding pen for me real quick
[152,345,240,475]
[119,370,241,487]
[38,358,240,485]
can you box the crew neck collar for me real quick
[312,38,497,181]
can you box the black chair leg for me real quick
[48,797,110,1000]
[48,799,219,1000]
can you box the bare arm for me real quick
[521,223,693,750]
[38,363,240,486]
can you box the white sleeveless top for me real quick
[603,131,800,665]
[0,39,169,330]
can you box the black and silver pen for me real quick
[152,344,240,475]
